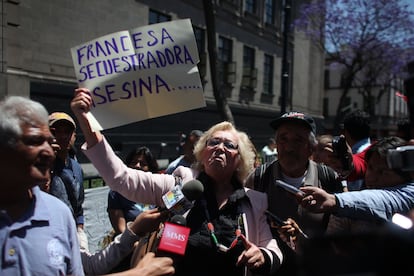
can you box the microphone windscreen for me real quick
[181,179,204,201]
[170,214,187,226]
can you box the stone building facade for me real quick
[0,0,324,162]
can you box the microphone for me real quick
[161,179,204,215]
[156,215,190,256]
[133,215,190,267]
[147,180,203,256]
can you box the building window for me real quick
[219,36,233,63]
[263,54,274,95]
[364,96,375,115]
[149,9,171,24]
[193,26,205,54]
[324,69,330,89]
[218,36,234,86]
[194,26,207,81]
[243,46,255,69]
[340,71,349,88]
[242,46,257,88]
[264,0,275,25]
[223,0,239,5]
[323,97,329,117]
[342,96,352,115]
[244,0,257,14]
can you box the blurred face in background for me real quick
[50,120,75,152]
[365,152,406,189]
[127,153,150,171]
[183,133,201,156]
[312,135,339,169]
[276,122,313,177]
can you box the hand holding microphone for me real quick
[153,180,204,257]
[129,209,176,268]
[115,179,204,268]
[131,180,203,267]
[156,215,190,257]
[128,208,169,237]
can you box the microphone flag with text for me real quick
[161,179,204,215]
[156,214,190,256]
[130,179,204,265]
[153,180,204,256]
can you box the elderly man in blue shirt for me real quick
[0,96,84,276]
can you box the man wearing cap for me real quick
[49,112,88,250]
[165,129,203,174]
[246,111,344,275]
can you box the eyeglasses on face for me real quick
[206,137,239,151]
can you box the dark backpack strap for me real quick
[316,163,338,193]
[253,160,276,192]
[253,164,265,191]
[316,163,328,184]
[316,163,340,231]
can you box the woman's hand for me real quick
[71,88,93,116]
[236,234,265,270]
[70,88,102,148]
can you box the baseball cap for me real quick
[270,111,316,134]
[49,112,76,129]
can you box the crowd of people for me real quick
[1,90,414,276]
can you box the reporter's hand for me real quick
[134,252,175,276]
[276,218,299,251]
[328,135,354,178]
[107,252,174,276]
[129,208,169,237]
[299,186,337,213]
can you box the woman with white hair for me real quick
[71,87,283,276]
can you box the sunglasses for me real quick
[206,138,239,151]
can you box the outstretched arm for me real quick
[81,209,167,275]
[299,184,414,221]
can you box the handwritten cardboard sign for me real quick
[71,19,206,130]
